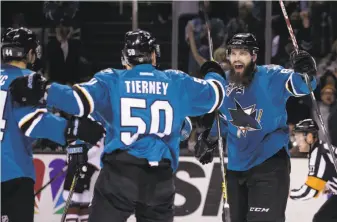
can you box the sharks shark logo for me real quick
[228,99,263,138]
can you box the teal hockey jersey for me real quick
[1,64,68,182]
[45,64,224,171]
[208,65,317,171]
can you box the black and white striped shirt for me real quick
[290,140,337,200]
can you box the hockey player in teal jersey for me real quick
[9,29,224,222]
[61,114,192,222]
[195,33,318,222]
[0,27,105,222]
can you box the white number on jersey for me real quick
[193,77,207,85]
[120,98,173,145]
[0,91,8,141]
[280,69,293,74]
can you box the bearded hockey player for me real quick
[195,33,317,222]
[290,119,337,222]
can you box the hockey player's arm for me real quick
[180,72,225,117]
[13,106,68,145]
[282,68,317,97]
[270,50,317,98]
[13,104,106,146]
[46,76,107,117]
[267,65,317,98]
[290,148,327,200]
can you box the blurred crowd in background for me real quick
[1,1,336,157]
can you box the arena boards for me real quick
[33,154,327,222]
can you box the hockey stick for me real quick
[279,0,337,174]
[34,165,68,197]
[60,165,85,222]
[203,2,230,221]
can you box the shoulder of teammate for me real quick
[178,70,225,116]
[79,67,121,86]
[163,69,187,77]
[70,67,121,115]
[259,64,287,76]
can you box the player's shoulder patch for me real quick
[164,69,185,75]
[78,77,98,87]
[279,68,294,74]
[95,68,122,81]
[99,68,116,75]
[262,64,282,71]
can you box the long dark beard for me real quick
[228,61,256,87]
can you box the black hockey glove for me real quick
[9,72,48,106]
[66,143,89,168]
[199,61,226,79]
[65,117,105,146]
[195,128,218,165]
[290,50,317,81]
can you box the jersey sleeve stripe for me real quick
[74,85,94,113]
[285,73,306,97]
[18,108,47,135]
[25,114,44,137]
[305,176,327,191]
[72,85,94,116]
[206,79,224,113]
[72,90,84,117]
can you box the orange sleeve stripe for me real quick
[305,176,326,192]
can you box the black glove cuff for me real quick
[199,61,226,79]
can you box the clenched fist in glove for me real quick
[9,72,48,106]
[65,117,105,146]
[290,50,317,81]
[199,60,226,79]
[195,128,218,165]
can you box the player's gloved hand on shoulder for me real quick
[290,50,317,81]
[65,117,105,146]
[199,61,226,79]
[195,128,218,164]
[9,72,48,106]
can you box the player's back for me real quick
[0,64,36,182]
[96,64,190,171]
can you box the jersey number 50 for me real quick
[121,98,173,145]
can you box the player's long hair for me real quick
[228,59,256,87]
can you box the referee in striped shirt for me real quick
[290,119,337,222]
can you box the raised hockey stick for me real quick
[34,165,68,197]
[279,0,337,174]
[203,2,230,221]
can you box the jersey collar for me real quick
[132,64,155,71]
